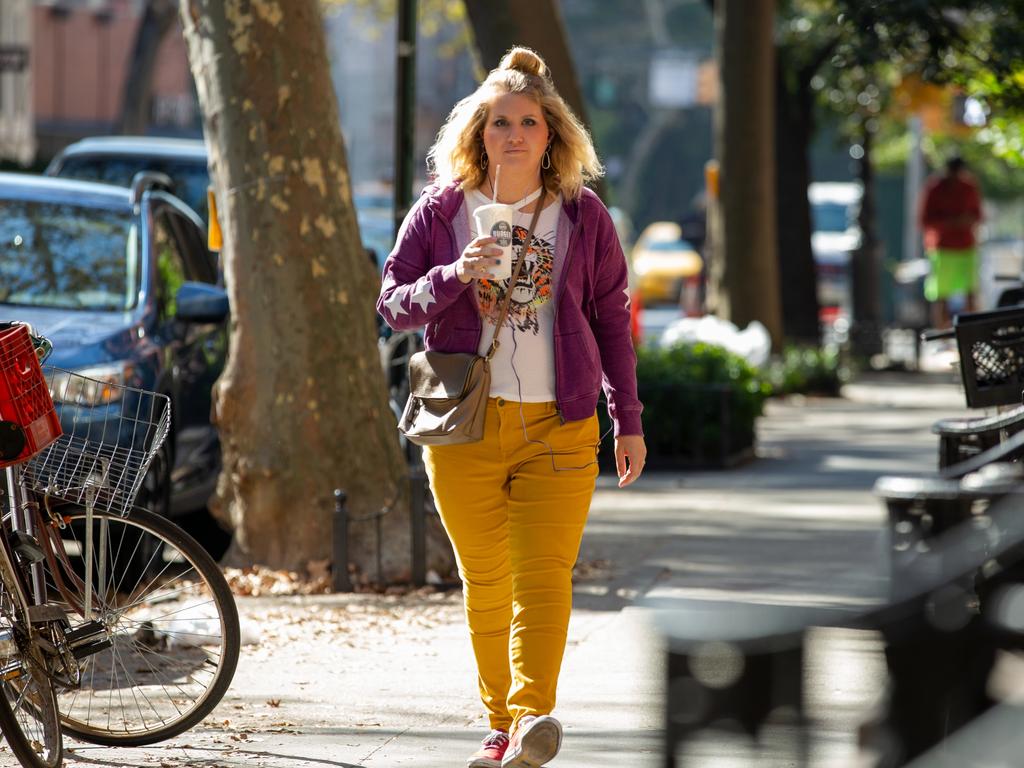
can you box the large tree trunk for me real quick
[710,0,782,346]
[851,117,883,356]
[179,0,412,580]
[119,0,179,135]
[462,0,608,202]
[774,55,820,344]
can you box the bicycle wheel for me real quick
[0,556,63,767]
[42,505,239,746]
[0,649,63,768]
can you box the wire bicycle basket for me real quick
[954,307,1024,408]
[19,367,171,517]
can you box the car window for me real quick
[56,156,210,221]
[162,205,217,284]
[151,211,190,321]
[647,239,695,252]
[811,202,853,233]
[0,199,139,311]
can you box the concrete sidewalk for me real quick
[55,370,969,768]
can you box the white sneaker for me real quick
[501,715,562,767]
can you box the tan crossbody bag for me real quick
[398,194,546,446]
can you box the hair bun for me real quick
[498,47,547,79]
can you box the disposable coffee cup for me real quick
[473,203,516,281]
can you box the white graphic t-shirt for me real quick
[467,188,561,402]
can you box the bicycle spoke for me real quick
[109,639,158,731]
[43,506,238,744]
[109,579,209,616]
[129,640,217,693]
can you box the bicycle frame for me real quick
[0,468,42,628]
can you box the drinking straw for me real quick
[492,164,501,204]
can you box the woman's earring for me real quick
[480,151,489,170]
[542,147,552,170]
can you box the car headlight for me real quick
[49,362,134,407]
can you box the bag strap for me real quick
[484,191,547,361]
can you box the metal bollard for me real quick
[409,464,427,587]
[332,489,352,592]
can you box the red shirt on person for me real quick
[919,173,983,251]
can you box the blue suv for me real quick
[0,172,229,525]
[48,135,424,453]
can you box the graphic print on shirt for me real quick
[477,222,554,334]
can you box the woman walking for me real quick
[378,47,645,768]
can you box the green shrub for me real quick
[601,342,771,467]
[767,345,848,396]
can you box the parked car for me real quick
[809,181,862,322]
[47,136,421,420]
[46,135,394,267]
[631,221,703,307]
[46,136,212,222]
[629,221,703,345]
[0,172,230,527]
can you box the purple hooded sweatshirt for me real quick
[377,182,643,437]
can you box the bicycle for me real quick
[0,322,240,766]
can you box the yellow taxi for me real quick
[630,221,703,306]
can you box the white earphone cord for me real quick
[505,287,613,473]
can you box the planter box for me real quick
[600,382,758,470]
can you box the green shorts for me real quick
[925,247,978,301]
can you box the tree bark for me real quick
[462,0,608,202]
[774,55,820,344]
[179,0,413,580]
[710,0,782,346]
[851,117,883,356]
[119,0,179,135]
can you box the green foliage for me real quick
[767,345,848,396]
[320,0,470,54]
[635,343,771,404]
[927,129,1024,200]
[601,343,771,466]
[972,116,1024,167]
[778,0,1024,236]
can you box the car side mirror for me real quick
[175,282,229,324]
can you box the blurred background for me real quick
[4,0,1023,354]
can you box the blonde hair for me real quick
[426,47,603,201]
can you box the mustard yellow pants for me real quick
[423,398,599,733]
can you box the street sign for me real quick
[0,47,29,73]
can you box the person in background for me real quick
[919,155,983,328]
[377,47,645,768]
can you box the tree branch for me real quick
[798,34,841,86]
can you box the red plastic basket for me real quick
[0,325,62,468]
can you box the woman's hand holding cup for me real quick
[457,236,504,284]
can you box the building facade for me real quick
[0,0,35,164]
[31,0,197,160]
